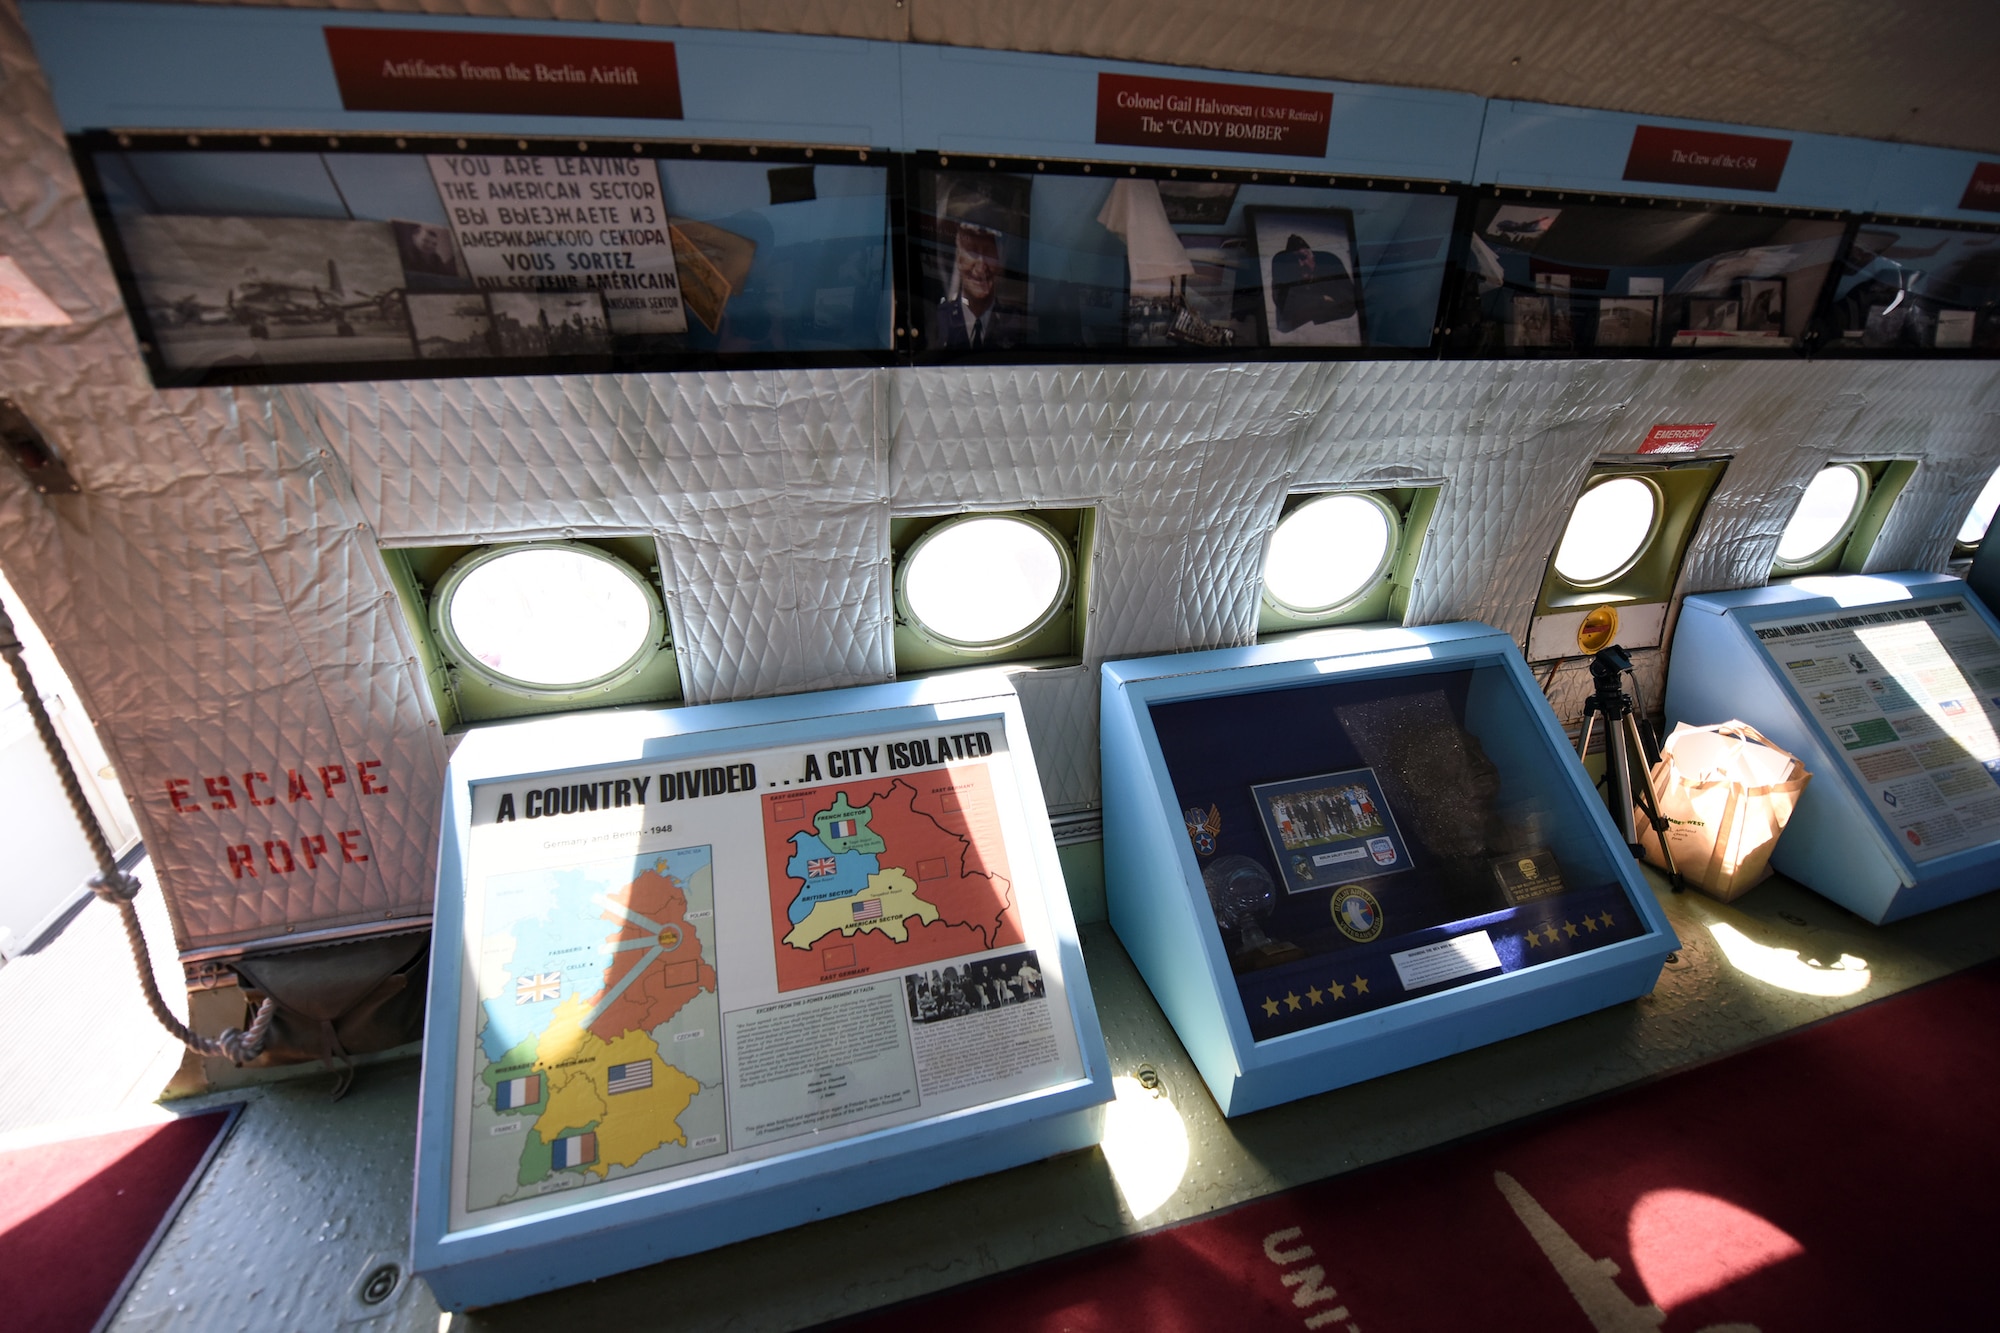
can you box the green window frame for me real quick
[1772,460,1917,577]
[891,509,1092,675]
[383,536,682,729]
[1259,487,1440,636]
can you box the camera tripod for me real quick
[1576,645,1683,891]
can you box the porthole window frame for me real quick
[1552,473,1667,591]
[429,540,667,699]
[1953,463,2000,557]
[1772,462,1873,575]
[894,511,1077,656]
[1260,490,1404,619]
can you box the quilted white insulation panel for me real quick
[2,6,1998,951]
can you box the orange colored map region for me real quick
[588,864,715,1042]
[761,765,1023,993]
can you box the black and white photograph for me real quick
[1248,206,1364,347]
[488,291,610,357]
[1536,272,1574,346]
[1485,204,1561,246]
[392,220,470,287]
[406,292,494,359]
[1739,278,1785,334]
[1687,298,1741,332]
[919,171,1032,352]
[1173,234,1254,347]
[1156,180,1240,226]
[1593,296,1657,348]
[904,950,1046,1024]
[1508,293,1552,347]
[121,214,414,369]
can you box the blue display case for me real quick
[1667,573,2000,923]
[413,672,1111,1309]
[1100,623,1677,1116]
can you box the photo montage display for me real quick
[906,160,1456,356]
[1149,665,1644,1041]
[1822,222,2000,352]
[82,139,895,383]
[447,718,1091,1233]
[1451,194,1848,355]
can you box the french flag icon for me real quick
[551,1132,597,1169]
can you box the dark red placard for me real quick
[1960,162,2000,213]
[1622,125,1790,193]
[1637,422,1716,455]
[324,27,682,120]
[1095,73,1331,158]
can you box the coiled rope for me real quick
[1,593,274,1064]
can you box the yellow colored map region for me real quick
[782,865,940,950]
[530,996,700,1178]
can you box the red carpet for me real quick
[0,1108,236,1333]
[841,962,2000,1332]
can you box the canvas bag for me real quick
[1636,721,1811,901]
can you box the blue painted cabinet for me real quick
[1101,623,1676,1116]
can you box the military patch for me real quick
[1183,803,1222,856]
[1330,884,1384,943]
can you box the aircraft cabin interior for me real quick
[4,2,2000,1330]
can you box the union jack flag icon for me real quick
[515,971,561,1004]
[806,856,838,877]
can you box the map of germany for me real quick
[467,846,724,1212]
[762,765,1024,992]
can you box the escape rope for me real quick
[0,593,274,1064]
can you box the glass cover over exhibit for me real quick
[1149,663,1643,1040]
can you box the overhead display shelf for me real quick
[903,153,1463,361]
[1444,188,1850,356]
[1667,573,2000,923]
[76,132,898,387]
[1100,624,1677,1116]
[1816,216,2000,354]
[413,674,1111,1309]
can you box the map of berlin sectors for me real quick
[469,846,721,1211]
[762,765,1023,992]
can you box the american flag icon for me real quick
[515,971,561,1004]
[852,898,883,922]
[806,856,838,877]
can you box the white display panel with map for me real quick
[444,714,1093,1235]
[1752,597,2000,862]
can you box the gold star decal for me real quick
[1262,996,1280,1018]
[1352,975,1370,995]
[1543,926,1560,946]
[1599,911,1615,929]
[1581,915,1598,933]
[1524,928,1539,947]
[1328,979,1346,1000]
[1563,920,1580,939]
[1284,991,1302,1012]
[1305,985,1324,1006]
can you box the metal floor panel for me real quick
[109,867,2000,1332]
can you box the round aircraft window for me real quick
[1262,492,1400,616]
[1553,476,1662,586]
[1774,464,1869,570]
[1957,465,2000,548]
[898,514,1072,650]
[434,543,663,695]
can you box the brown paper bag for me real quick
[1635,720,1811,902]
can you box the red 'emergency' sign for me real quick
[1637,422,1716,454]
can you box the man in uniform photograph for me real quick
[1270,232,1358,333]
[927,193,1026,351]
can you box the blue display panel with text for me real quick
[414,673,1111,1310]
[1667,573,2000,922]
